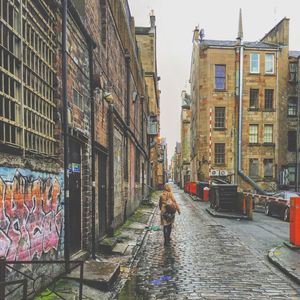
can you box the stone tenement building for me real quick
[135,12,161,190]
[180,90,191,188]
[0,0,158,294]
[190,14,298,192]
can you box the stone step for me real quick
[99,237,118,253]
[111,243,129,255]
[66,260,120,291]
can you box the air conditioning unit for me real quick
[219,170,228,176]
[209,170,219,177]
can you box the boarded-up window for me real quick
[288,131,297,152]
[264,159,273,178]
[249,159,259,177]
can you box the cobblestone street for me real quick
[118,186,300,299]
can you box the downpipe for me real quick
[237,41,265,195]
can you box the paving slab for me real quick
[112,243,128,255]
[206,207,249,220]
[128,222,147,230]
[66,260,120,291]
[268,245,300,285]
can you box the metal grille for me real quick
[0,0,56,155]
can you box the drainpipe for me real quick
[62,0,70,272]
[237,39,265,195]
[108,104,114,237]
[296,57,300,191]
[89,44,96,259]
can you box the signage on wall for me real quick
[68,163,81,173]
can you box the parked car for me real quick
[265,191,300,222]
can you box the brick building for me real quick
[190,13,296,192]
[0,0,156,296]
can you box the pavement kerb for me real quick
[268,246,300,285]
[126,200,159,268]
[206,207,249,220]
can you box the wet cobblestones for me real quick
[118,187,300,299]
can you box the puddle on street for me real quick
[117,275,145,300]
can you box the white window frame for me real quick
[249,124,258,143]
[265,53,275,74]
[250,53,260,74]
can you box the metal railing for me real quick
[0,257,84,300]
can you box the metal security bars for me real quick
[0,0,56,155]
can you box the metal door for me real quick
[98,152,107,239]
[69,139,81,254]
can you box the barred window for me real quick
[249,89,259,109]
[215,107,225,128]
[264,89,274,109]
[264,125,273,143]
[215,143,225,164]
[289,63,297,82]
[249,125,258,144]
[0,0,56,155]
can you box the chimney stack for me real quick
[150,10,156,28]
[193,26,200,42]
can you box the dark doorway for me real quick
[69,139,81,254]
[98,152,107,239]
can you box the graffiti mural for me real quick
[0,168,64,261]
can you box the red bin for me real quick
[190,182,197,196]
[290,197,300,246]
[203,187,210,202]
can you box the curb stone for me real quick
[206,207,249,220]
[268,246,300,285]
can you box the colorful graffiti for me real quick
[0,168,63,261]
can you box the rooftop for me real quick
[289,51,300,58]
[200,39,279,49]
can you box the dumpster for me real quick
[184,182,190,193]
[196,182,209,200]
[209,184,238,211]
[190,182,197,196]
[203,187,210,202]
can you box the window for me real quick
[264,159,273,178]
[215,107,225,128]
[264,89,274,109]
[265,53,275,74]
[289,63,298,82]
[249,159,259,177]
[249,125,258,143]
[288,97,298,116]
[288,166,296,184]
[288,131,297,152]
[215,65,226,90]
[73,89,84,110]
[250,53,260,73]
[264,125,273,143]
[215,143,225,164]
[249,89,259,109]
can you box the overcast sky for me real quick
[128,0,300,158]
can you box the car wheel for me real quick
[265,204,272,216]
[283,207,290,222]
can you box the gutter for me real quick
[237,39,266,195]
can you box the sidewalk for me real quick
[268,243,300,285]
[35,192,160,300]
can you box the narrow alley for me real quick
[118,186,300,299]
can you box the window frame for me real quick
[288,130,297,152]
[249,158,259,178]
[214,143,225,165]
[249,125,258,144]
[215,64,226,90]
[249,88,259,109]
[264,89,274,110]
[214,107,225,129]
[264,159,273,178]
[263,125,273,143]
[265,53,275,74]
[289,63,298,82]
[250,53,260,74]
[288,97,298,117]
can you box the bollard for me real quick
[242,194,246,215]
[290,197,300,246]
[246,195,253,220]
[0,256,6,300]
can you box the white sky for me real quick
[128,0,300,157]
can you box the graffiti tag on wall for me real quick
[0,169,63,261]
